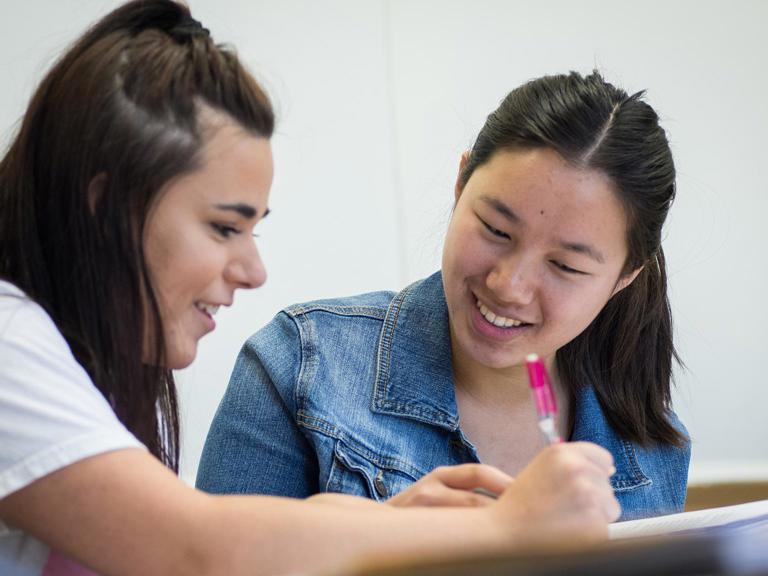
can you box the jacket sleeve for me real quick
[196,311,319,497]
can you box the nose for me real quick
[486,254,537,306]
[225,241,267,290]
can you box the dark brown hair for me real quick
[459,71,685,446]
[0,0,274,470]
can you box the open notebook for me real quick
[346,501,768,576]
[609,499,768,539]
[609,499,768,575]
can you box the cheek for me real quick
[544,280,614,333]
[152,231,220,301]
[145,226,182,292]
[443,220,491,278]
[151,256,186,305]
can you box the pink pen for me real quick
[525,353,562,444]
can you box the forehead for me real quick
[160,120,273,211]
[466,148,629,258]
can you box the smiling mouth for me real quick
[475,298,531,328]
[195,302,220,316]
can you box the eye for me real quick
[211,223,241,239]
[479,217,510,239]
[551,260,585,275]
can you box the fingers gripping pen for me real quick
[525,353,563,444]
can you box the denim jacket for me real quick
[198,272,690,521]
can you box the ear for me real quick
[87,173,107,216]
[611,266,643,297]
[454,151,471,203]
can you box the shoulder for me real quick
[284,289,397,320]
[0,281,143,502]
[228,289,396,403]
[246,289,398,361]
[231,276,446,412]
[274,273,446,340]
[0,280,71,360]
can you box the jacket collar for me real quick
[571,386,651,491]
[372,272,460,430]
[371,271,649,491]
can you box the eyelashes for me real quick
[211,223,240,239]
[550,261,585,275]
[480,218,510,239]
[478,216,586,276]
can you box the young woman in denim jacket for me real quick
[198,72,691,522]
[0,3,624,575]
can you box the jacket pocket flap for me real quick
[329,440,416,502]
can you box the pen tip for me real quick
[526,353,539,362]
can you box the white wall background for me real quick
[1,0,766,485]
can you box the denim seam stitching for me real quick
[290,312,317,412]
[286,304,386,320]
[371,282,458,428]
[331,441,384,501]
[325,450,343,493]
[373,400,456,427]
[297,410,340,438]
[297,411,423,478]
[373,284,412,407]
[611,440,653,492]
[335,437,421,478]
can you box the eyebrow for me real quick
[480,195,520,224]
[559,241,605,264]
[479,195,605,264]
[214,203,269,220]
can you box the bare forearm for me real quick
[205,494,509,576]
[0,444,618,576]
[0,452,503,576]
[306,492,381,509]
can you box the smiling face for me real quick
[143,118,273,369]
[442,147,639,374]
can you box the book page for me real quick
[609,499,768,539]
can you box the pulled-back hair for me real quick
[0,0,275,470]
[459,71,684,446]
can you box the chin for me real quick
[461,336,522,370]
[477,351,524,370]
[165,345,198,370]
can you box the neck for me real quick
[452,352,529,405]
[450,328,562,409]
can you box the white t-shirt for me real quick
[0,280,145,575]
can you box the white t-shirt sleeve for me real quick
[0,285,145,501]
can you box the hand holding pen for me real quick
[461,353,619,532]
[461,352,620,535]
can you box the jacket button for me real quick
[374,471,388,498]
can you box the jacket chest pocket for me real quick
[326,440,418,502]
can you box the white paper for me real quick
[609,499,768,540]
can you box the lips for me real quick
[474,297,531,329]
[193,301,221,333]
[195,302,220,316]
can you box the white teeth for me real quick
[475,298,524,328]
[195,302,220,316]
